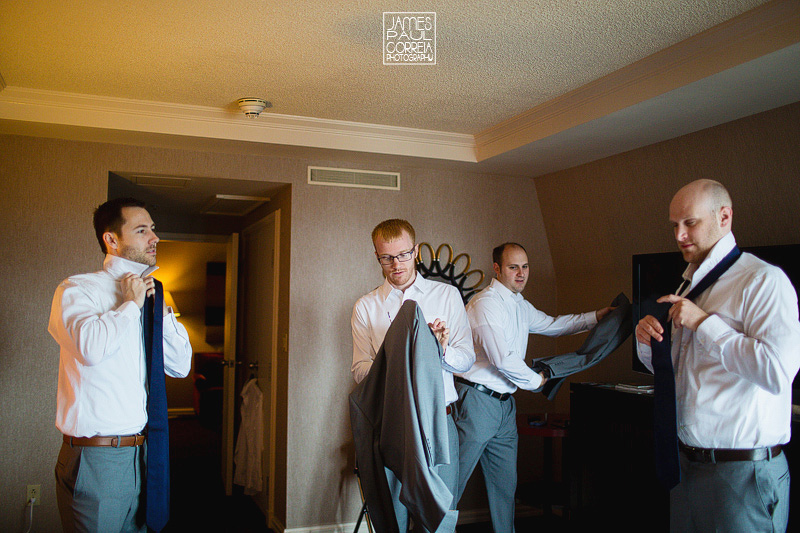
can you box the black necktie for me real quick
[652,246,741,490]
[143,279,170,531]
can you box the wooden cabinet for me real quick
[568,382,669,531]
[569,382,800,531]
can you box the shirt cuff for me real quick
[162,309,181,335]
[695,313,728,358]
[635,341,654,373]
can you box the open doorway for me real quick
[107,172,288,530]
[155,237,242,531]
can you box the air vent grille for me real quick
[308,166,400,190]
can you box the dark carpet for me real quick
[163,415,273,533]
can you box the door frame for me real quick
[240,209,281,525]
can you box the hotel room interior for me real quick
[1,1,799,531]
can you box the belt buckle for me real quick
[700,448,715,463]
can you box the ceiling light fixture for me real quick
[237,98,271,118]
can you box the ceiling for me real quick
[1,0,799,180]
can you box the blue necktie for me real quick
[143,279,170,531]
[652,246,741,490]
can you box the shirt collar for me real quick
[489,277,524,303]
[682,232,736,285]
[377,271,430,301]
[103,254,151,279]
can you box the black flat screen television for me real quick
[632,244,800,383]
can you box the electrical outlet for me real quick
[27,484,41,506]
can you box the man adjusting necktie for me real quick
[49,198,192,532]
[635,180,800,532]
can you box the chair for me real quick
[192,352,224,430]
[353,243,485,531]
[353,468,374,533]
[516,412,571,519]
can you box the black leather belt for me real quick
[455,377,511,401]
[679,442,782,463]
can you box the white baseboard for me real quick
[283,522,363,533]
[279,506,542,533]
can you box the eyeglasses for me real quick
[376,247,416,266]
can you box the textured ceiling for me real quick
[0,0,771,134]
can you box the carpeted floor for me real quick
[162,414,575,532]
[163,414,273,533]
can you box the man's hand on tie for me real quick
[635,315,664,347]
[121,273,155,309]
[658,294,709,332]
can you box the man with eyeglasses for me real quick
[351,218,475,531]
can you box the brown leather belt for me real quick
[455,377,512,401]
[63,434,145,447]
[679,442,782,463]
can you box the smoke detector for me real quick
[237,98,271,118]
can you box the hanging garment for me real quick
[234,377,263,495]
[531,293,632,400]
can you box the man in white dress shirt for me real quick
[635,179,800,531]
[49,198,192,532]
[351,219,475,531]
[455,242,612,532]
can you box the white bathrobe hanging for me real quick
[233,377,263,494]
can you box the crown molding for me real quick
[0,86,476,162]
[475,0,800,162]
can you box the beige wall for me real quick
[533,101,800,413]
[0,134,550,531]
[278,160,553,527]
[3,98,797,531]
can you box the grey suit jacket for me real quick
[349,299,455,532]
[532,292,632,400]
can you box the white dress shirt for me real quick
[49,255,192,437]
[460,278,597,394]
[351,273,475,405]
[637,232,800,449]
[234,378,264,495]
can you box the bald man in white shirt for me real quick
[635,179,800,532]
